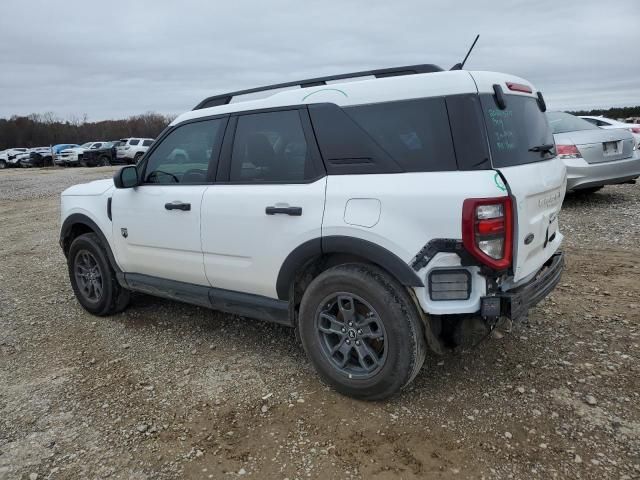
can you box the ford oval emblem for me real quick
[524,233,534,245]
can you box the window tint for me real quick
[144,118,224,184]
[481,94,555,167]
[129,139,140,146]
[142,139,153,147]
[230,110,312,182]
[345,98,457,172]
[546,111,600,134]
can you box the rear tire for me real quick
[99,155,111,167]
[68,233,130,316]
[298,264,426,400]
[0,160,6,169]
[133,152,143,164]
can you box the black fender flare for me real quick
[276,235,424,300]
[60,213,121,273]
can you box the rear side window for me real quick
[345,98,457,172]
[480,94,555,167]
[129,139,140,146]
[229,110,314,183]
[142,139,153,147]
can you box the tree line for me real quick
[567,105,640,119]
[0,112,175,150]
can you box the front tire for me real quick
[0,160,6,169]
[99,155,111,167]
[298,264,426,400]
[68,233,130,316]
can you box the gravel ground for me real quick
[1,167,639,480]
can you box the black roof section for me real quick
[193,64,444,110]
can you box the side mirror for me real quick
[113,165,139,189]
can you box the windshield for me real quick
[546,112,600,134]
[480,94,555,167]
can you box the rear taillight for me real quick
[630,127,640,134]
[462,196,513,271]
[556,144,582,159]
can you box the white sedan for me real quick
[580,115,640,148]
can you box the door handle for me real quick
[265,206,302,216]
[165,201,191,211]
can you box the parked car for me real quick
[52,144,80,164]
[580,115,640,148]
[56,142,112,167]
[81,142,119,167]
[19,147,54,168]
[60,64,566,400]
[116,138,154,164]
[548,112,640,193]
[0,148,29,168]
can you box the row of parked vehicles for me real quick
[0,137,155,169]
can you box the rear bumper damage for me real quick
[482,251,564,323]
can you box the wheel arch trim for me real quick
[60,213,121,273]
[276,235,424,300]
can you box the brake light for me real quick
[506,82,533,94]
[556,144,582,159]
[462,196,513,271]
[630,127,640,134]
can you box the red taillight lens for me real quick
[506,82,533,94]
[556,144,582,159]
[462,196,513,271]
[630,127,640,134]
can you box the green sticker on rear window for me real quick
[494,172,506,192]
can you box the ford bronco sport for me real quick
[60,64,566,399]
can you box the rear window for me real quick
[546,112,601,134]
[345,98,457,172]
[480,94,555,167]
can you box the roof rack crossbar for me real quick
[193,63,443,110]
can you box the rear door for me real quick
[477,86,566,282]
[201,108,326,299]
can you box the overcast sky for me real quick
[0,0,638,121]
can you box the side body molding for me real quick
[275,235,424,300]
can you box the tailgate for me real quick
[496,159,566,281]
[476,82,567,282]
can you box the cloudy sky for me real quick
[0,0,638,121]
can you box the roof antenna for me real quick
[450,34,480,70]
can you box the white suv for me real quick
[116,138,154,163]
[60,64,566,399]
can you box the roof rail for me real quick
[193,64,444,110]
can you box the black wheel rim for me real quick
[315,292,387,379]
[74,250,103,302]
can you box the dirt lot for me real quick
[1,167,639,480]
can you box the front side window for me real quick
[229,110,313,182]
[143,118,225,184]
[142,139,153,147]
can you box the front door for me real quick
[201,109,327,298]
[111,117,227,285]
